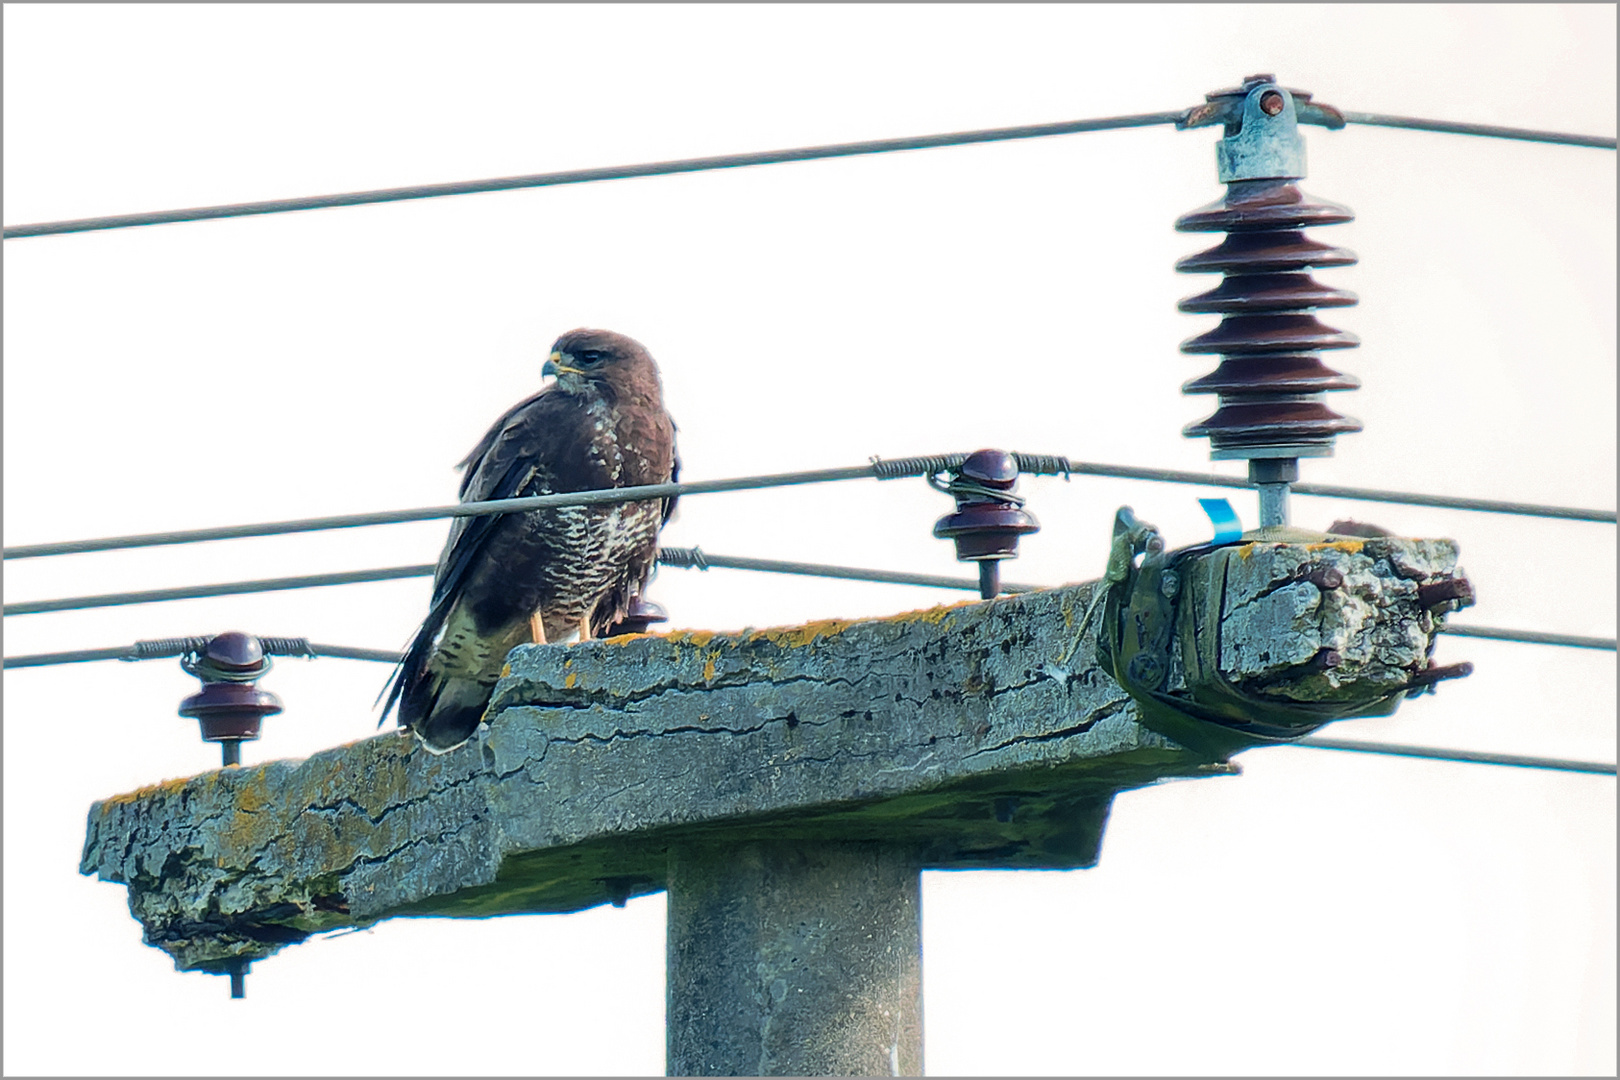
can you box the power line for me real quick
[1438,624,1616,652]
[4,454,1612,562]
[1341,111,1617,149]
[1,640,401,669]
[4,547,1611,654]
[0,464,874,560]
[4,107,1610,240]
[2,564,439,615]
[0,111,1184,239]
[653,549,1042,595]
[1291,737,1617,776]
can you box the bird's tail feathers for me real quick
[376,594,456,727]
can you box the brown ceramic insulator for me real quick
[932,449,1039,564]
[1176,179,1354,233]
[1176,178,1362,458]
[200,631,271,677]
[1181,313,1359,355]
[603,596,669,636]
[1182,355,1360,396]
[958,449,1019,489]
[934,502,1039,560]
[1178,274,1357,315]
[1182,400,1364,448]
[179,680,282,742]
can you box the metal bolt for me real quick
[1306,566,1344,591]
[1260,90,1285,116]
[1160,571,1181,599]
[1417,577,1475,611]
[227,956,248,999]
[1408,660,1474,688]
[1126,651,1166,689]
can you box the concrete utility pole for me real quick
[81,532,1471,1076]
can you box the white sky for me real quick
[3,4,1615,1075]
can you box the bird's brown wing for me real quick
[379,389,560,728]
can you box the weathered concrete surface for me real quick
[667,841,923,1077]
[1212,534,1463,702]
[79,536,1465,973]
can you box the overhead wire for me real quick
[2,640,401,669]
[2,564,441,615]
[1340,111,1617,149]
[3,107,1611,240]
[4,454,1612,562]
[3,548,1612,654]
[3,96,1612,781]
[1,111,1185,239]
[1290,737,1617,776]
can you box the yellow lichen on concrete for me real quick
[289,809,348,870]
[1237,538,1370,560]
[702,655,718,682]
[747,617,855,650]
[666,601,980,659]
[669,630,719,649]
[98,771,210,810]
[885,601,971,628]
[1303,540,1368,555]
[234,771,271,814]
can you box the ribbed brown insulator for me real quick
[1177,179,1363,458]
[1182,355,1360,396]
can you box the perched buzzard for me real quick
[382,328,678,750]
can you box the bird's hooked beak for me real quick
[543,350,586,379]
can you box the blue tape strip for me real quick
[1199,498,1244,544]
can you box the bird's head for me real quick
[542,328,663,402]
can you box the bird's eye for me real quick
[576,350,605,366]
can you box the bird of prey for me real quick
[382,328,679,751]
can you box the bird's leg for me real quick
[529,613,548,645]
[576,615,593,642]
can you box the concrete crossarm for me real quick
[79,536,1464,972]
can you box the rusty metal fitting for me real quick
[1311,648,1344,671]
[602,596,669,637]
[1408,660,1475,689]
[178,632,283,767]
[1418,577,1476,612]
[931,449,1040,600]
[1296,565,1344,591]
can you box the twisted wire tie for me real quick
[129,636,215,660]
[868,452,1074,481]
[657,546,710,571]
